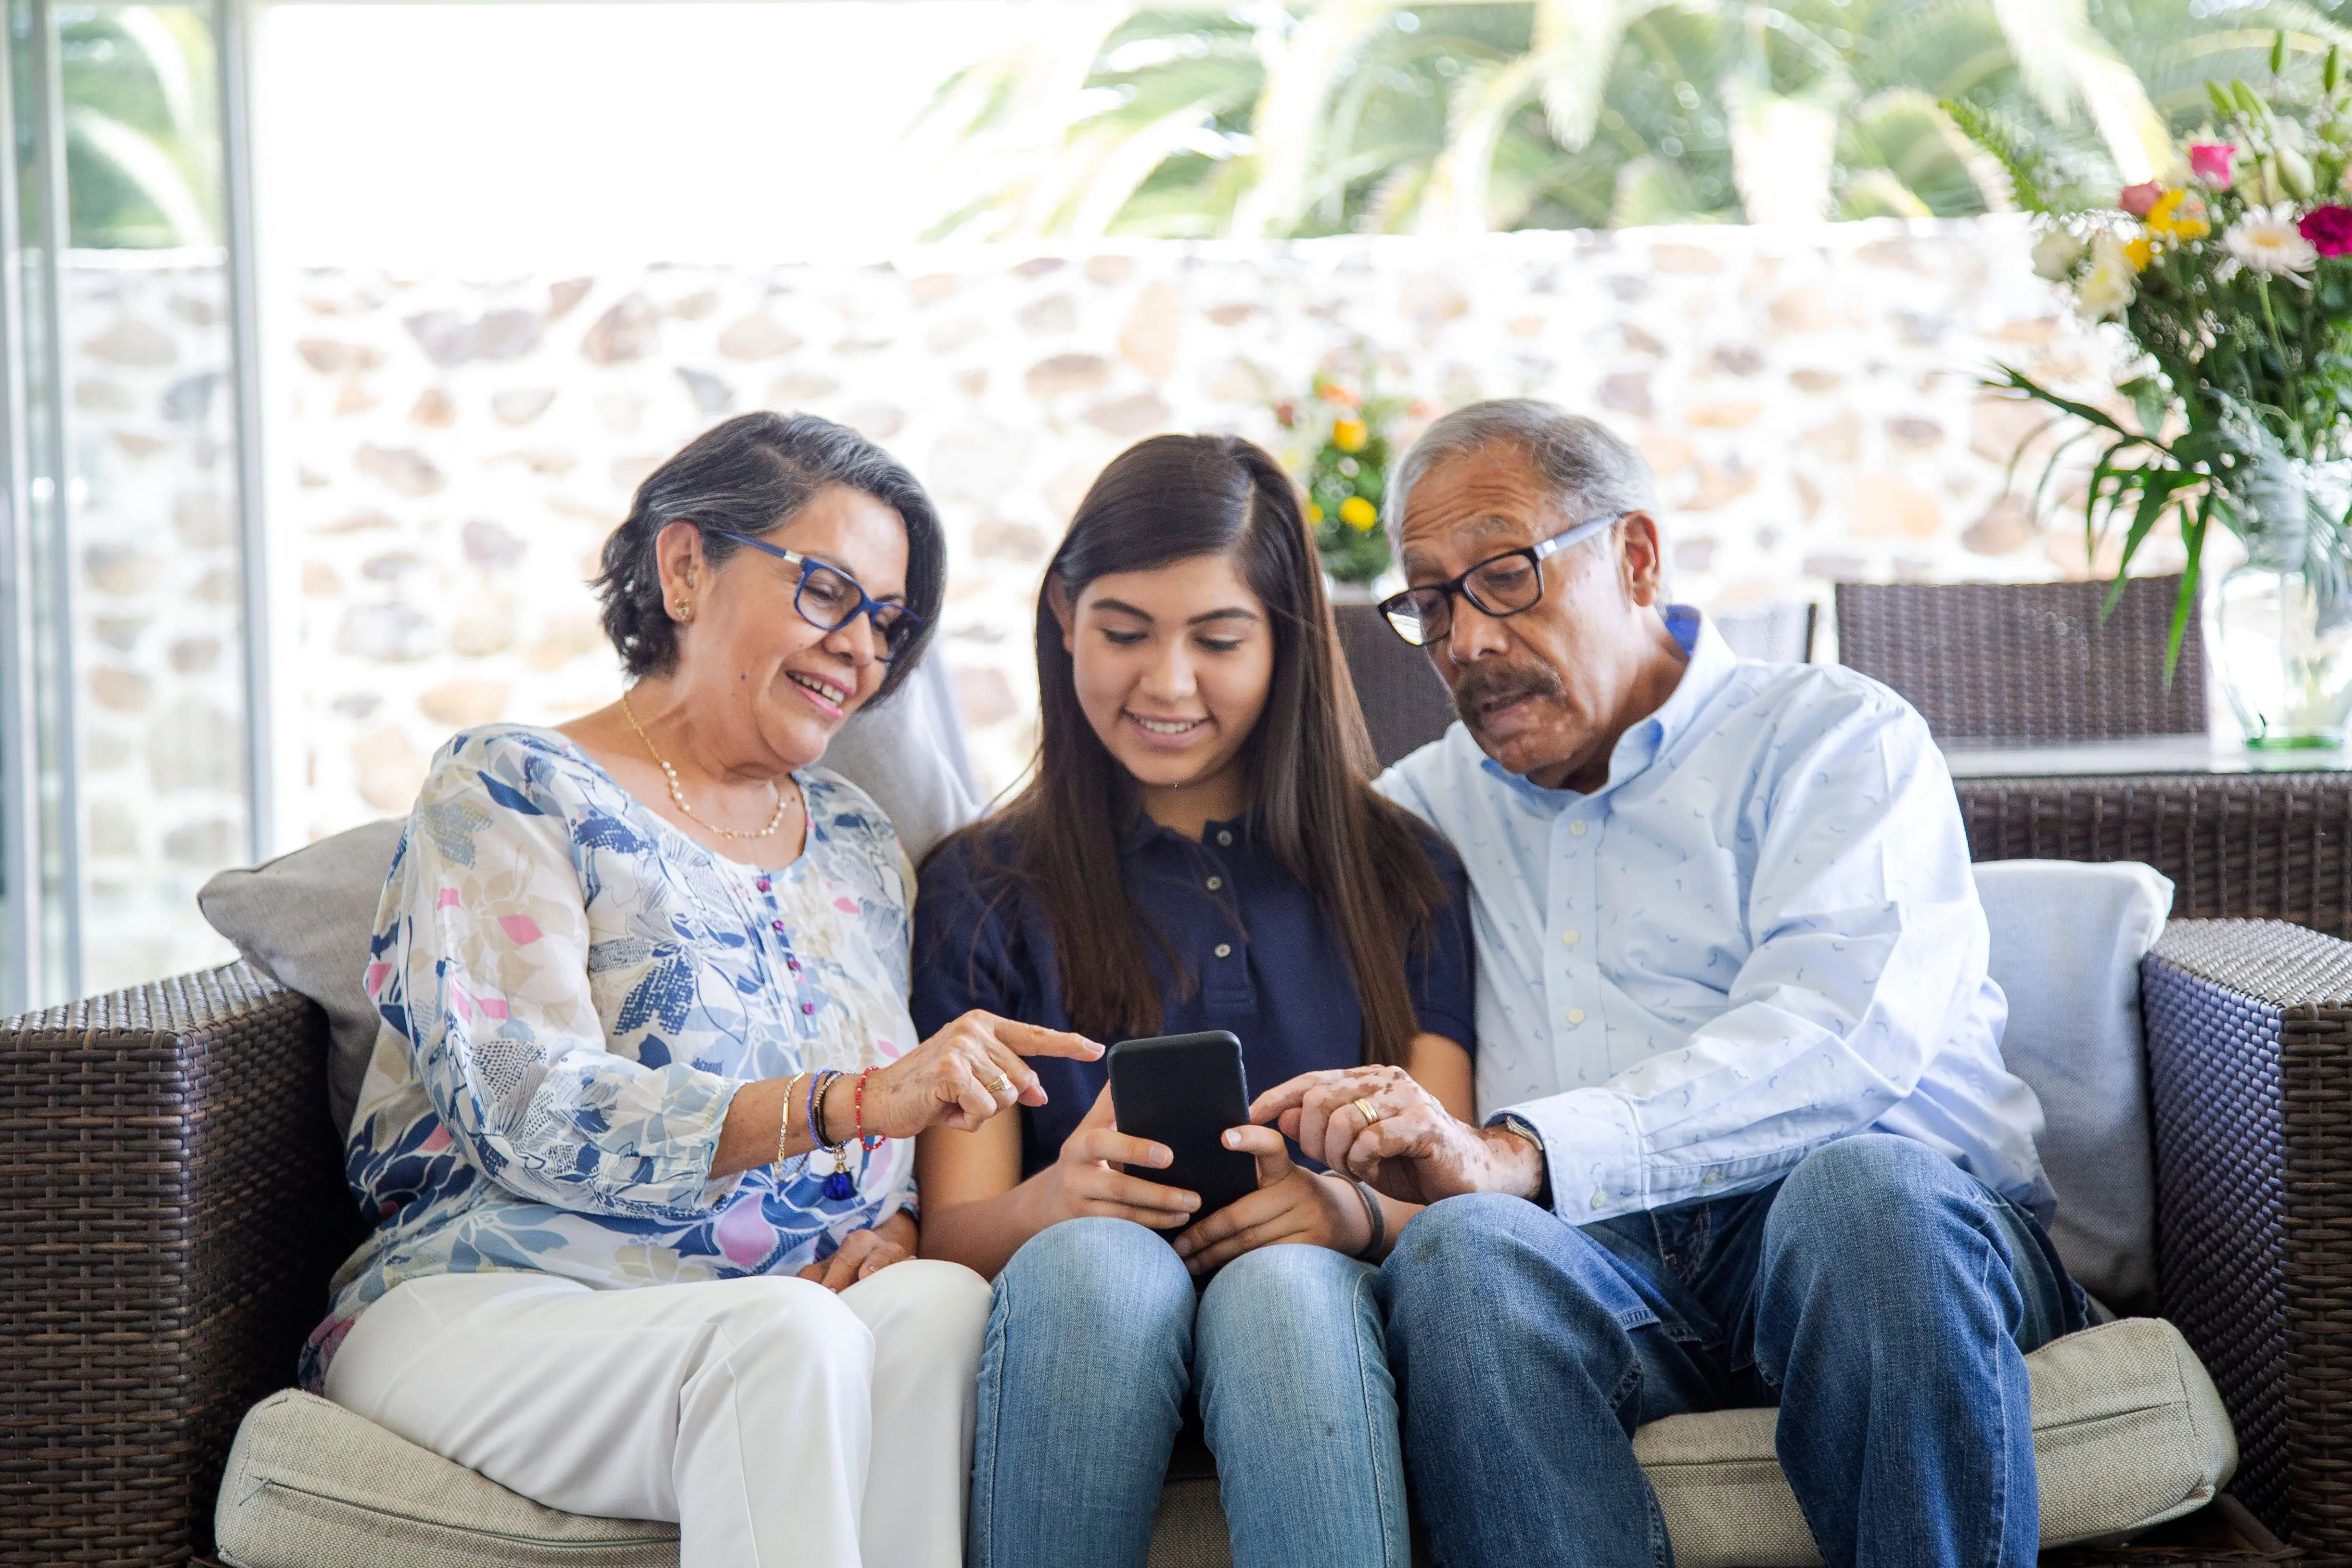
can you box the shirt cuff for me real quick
[1488,1088,1646,1222]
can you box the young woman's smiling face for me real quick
[1056,552,1274,819]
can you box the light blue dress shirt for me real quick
[1375,606,2053,1225]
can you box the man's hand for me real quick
[1252,1066,1546,1206]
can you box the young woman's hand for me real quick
[1028,1084,1203,1232]
[857,1011,1103,1138]
[797,1209,918,1292]
[1170,1124,1368,1276]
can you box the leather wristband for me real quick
[1341,1174,1386,1260]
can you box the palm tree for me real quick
[913,0,2350,240]
[44,5,222,248]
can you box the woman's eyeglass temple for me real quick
[701,527,925,661]
[1376,510,1628,647]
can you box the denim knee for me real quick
[1381,1192,1549,1308]
[1197,1243,1377,1375]
[1771,1135,1983,1264]
[994,1217,1194,1349]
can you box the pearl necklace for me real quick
[620,689,800,841]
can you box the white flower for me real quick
[2223,205,2319,282]
[2031,228,2087,281]
[2076,234,2138,320]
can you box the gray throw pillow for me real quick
[198,818,403,1138]
[197,655,986,1139]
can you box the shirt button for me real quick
[1562,929,1580,946]
[1567,1008,1586,1025]
[755,877,771,893]
[1217,830,1233,846]
[772,919,785,932]
[1214,943,1233,959]
[1703,1171,1723,1186]
[1206,876,1223,891]
[1590,1192,1607,1210]
[1569,820,1589,837]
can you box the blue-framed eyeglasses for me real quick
[703,528,924,663]
[1376,511,1628,647]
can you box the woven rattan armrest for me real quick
[0,961,360,1567]
[2142,918,2352,1555]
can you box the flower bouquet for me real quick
[1966,37,2352,740]
[1275,368,1424,589]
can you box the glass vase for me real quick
[2210,564,2352,748]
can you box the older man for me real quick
[1259,400,2086,1567]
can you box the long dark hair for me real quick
[946,433,1448,1065]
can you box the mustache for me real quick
[1450,658,1566,726]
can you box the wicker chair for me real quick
[1331,602,1456,769]
[1835,576,2209,746]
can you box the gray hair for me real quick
[592,410,945,699]
[1385,399,1658,550]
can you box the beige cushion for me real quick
[218,1319,2233,1568]
[1636,1317,2236,1568]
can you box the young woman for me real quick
[913,433,1477,1568]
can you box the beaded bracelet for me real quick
[811,1070,859,1201]
[851,1066,884,1153]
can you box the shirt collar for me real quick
[1121,807,1252,854]
[1473,604,1740,802]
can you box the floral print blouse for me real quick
[303,724,920,1389]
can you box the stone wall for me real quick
[277,217,2125,840]
[64,251,246,992]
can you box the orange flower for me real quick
[1333,418,1368,453]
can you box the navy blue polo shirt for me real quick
[912,811,1477,1178]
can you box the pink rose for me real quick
[2301,205,2352,257]
[2119,181,2164,217]
[2189,143,2236,189]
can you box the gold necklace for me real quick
[620,690,799,841]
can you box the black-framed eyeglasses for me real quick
[704,528,924,663]
[1376,511,1628,647]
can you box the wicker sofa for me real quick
[0,897,2337,1565]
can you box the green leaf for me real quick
[2118,375,2172,437]
[2327,44,2339,94]
[2211,80,2240,121]
[2234,78,2267,117]
[2273,30,2287,77]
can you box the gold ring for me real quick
[986,1074,1016,1098]
[1353,1098,1383,1129]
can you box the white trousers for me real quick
[323,1261,991,1568]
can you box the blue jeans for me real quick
[970,1217,1409,1568]
[1381,1134,2091,1568]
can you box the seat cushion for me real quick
[220,1318,2231,1568]
[1635,1317,2235,1568]
[215,1389,680,1568]
[1974,858,2174,1311]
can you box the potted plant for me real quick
[1967,36,2352,746]
[1276,367,1424,598]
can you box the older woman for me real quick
[303,412,1096,1568]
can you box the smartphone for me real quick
[1106,1030,1260,1222]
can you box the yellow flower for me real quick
[1339,495,1379,531]
[2145,188,2211,242]
[1307,502,1324,524]
[2125,237,2155,271]
[1332,419,1368,453]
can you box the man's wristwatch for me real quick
[1492,1114,1553,1209]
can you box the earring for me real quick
[673,601,693,622]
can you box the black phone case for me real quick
[1107,1031,1259,1222]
